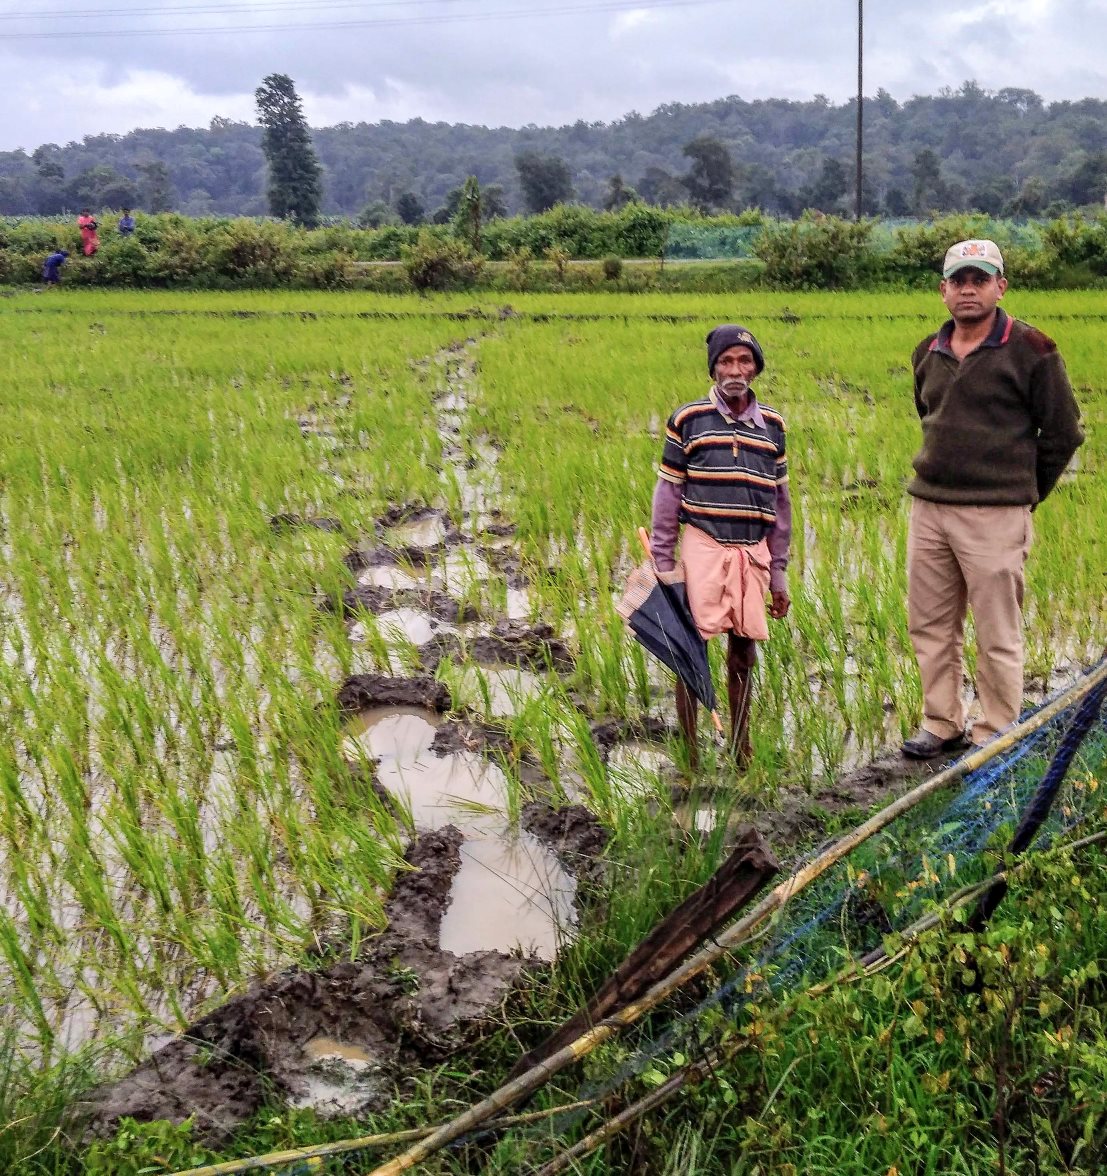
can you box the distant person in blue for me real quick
[42,250,69,285]
[118,208,136,237]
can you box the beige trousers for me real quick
[907,498,1033,745]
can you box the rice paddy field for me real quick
[1,285,1106,1172]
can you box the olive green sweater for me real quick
[909,309,1085,506]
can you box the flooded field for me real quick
[0,287,1104,1152]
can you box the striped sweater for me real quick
[659,391,788,546]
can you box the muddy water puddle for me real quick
[291,1038,385,1117]
[505,587,531,620]
[385,515,448,548]
[374,608,456,647]
[347,707,575,957]
[673,801,746,837]
[357,551,491,596]
[346,706,441,763]
[440,827,575,960]
[304,1036,376,1064]
[450,663,544,718]
[358,564,428,591]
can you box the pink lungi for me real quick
[680,525,771,641]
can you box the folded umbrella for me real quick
[616,527,724,735]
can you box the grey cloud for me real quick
[3,0,1107,149]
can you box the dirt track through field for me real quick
[87,336,611,1134]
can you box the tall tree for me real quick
[603,174,638,211]
[395,192,425,225]
[1006,175,1047,217]
[134,160,173,212]
[67,164,138,211]
[1067,152,1107,205]
[31,145,67,214]
[637,166,686,208]
[454,176,482,251]
[482,184,508,219]
[802,157,849,212]
[515,152,573,213]
[254,73,323,227]
[681,136,734,211]
[911,148,949,214]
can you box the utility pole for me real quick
[855,0,864,221]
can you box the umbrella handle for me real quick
[637,526,653,564]
[710,710,724,736]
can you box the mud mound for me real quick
[813,747,954,814]
[422,620,573,674]
[344,542,433,572]
[522,802,609,892]
[374,503,436,531]
[339,583,482,624]
[590,715,674,752]
[337,673,451,716]
[430,717,517,758]
[84,829,536,1144]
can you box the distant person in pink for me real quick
[78,209,99,256]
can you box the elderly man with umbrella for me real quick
[647,324,792,767]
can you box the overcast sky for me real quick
[3,0,1107,151]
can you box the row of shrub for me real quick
[752,212,1107,289]
[4,208,1107,290]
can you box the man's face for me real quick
[713,345,758,396]
[940,267,1008,324]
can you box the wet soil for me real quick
[521,801,610,893]
[590,715,675,752]
[741,745,968,851]
[84,829,540,1142]
[269,513,343,534]
[339,583,484,625]
[336,673,451,717]
[812,745,957,815]
[421,620,573,675]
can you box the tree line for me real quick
[2,80,1107,222]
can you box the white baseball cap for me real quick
[943,239,1004,278]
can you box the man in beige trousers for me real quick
[902,239,1085,759]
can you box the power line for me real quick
[0,0,445,21]
[0,0,723,40]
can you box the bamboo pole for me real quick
[168,1099,598,1176]
[534,826,1107,1173]
[534,1063,703,1176]
[367,657,1107,1175]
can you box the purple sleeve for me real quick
[767,480,792,594]
[650,479,683,571]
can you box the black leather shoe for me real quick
[900,728,969,760]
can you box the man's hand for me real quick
[769,589,790,620]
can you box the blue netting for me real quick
[514,662,1107,1147]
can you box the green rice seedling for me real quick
[562,708,616,825]
[0,286,1104,1163]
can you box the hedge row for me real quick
[753,212,1107,289]
[4,208,1107,290]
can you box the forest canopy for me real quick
[1,82,1105,221]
